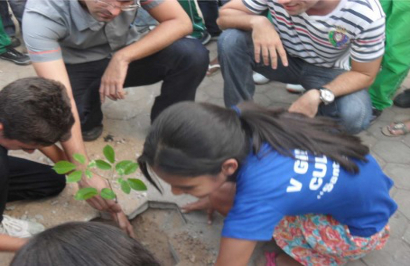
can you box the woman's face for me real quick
[151,167,228,198]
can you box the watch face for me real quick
[320,89,335,103]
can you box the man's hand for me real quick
[288,89,322,117]
[99,53,129,103]
[79,174,135,237]
[251,16,288,69]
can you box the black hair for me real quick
[138,102,369,190]
[0,77,74,146]
[11,222,160,266]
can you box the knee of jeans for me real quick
[175,39,209,74]
[218,29,249,58]
[338,94,372,134]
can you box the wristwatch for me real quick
[318,87,335,105]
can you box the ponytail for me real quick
[235,102,368,173]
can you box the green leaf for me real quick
[73,153,86,165]
[103,145,115,164]
[100,188,116,200]
[95,160,112,170]
[85,169,93,178]
[121,180,131,194]
[74,187,98,200]
[53,161,76,174]
[124,162,138,175]
[88,160,97,168]
[115,160,133,175]
[128,178,147,191]
[66,170,82,183]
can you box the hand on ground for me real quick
[79,175,134,237]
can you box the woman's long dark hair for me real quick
[138,102,369,190]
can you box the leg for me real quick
[0,150,65,222]
[0,14,11,53]
[7,0,26,28]
[178,0,207,40]
[369,0,410,111]
[124,38,208,121]
[218,29,302,107]
[0,1,16,37]
[198,0,221,37]
[66,59,109,132]
[301,65,372,134]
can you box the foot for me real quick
[253,72,270,85]
[286,84,305,94]
[0,47,31,65]
[0,215,45,238]
[393,89,410,108]
[371,107,383,123]
[200,31,211,45]
[381,120,410,137]
[10,36,21,48]
[82,125,103,141]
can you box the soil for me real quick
[96,208,217,265]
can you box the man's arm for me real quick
[0,234,27,252]
[215,238,257,266]
[289,57,383,117]
[31,60,134,237]
[216,0,287,69]
[99,0,193,102]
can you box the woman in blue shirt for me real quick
[138,101,397,266]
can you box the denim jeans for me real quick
[218,29,372,134]
[0,0,26,36]
[66,38,209,131]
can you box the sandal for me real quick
[206,63,220,76]
[381,121,410,137]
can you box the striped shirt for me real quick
[243,0,385,69]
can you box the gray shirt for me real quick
[23,0,162,64]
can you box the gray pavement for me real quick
[0,40,409,265]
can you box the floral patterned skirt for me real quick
[273,214,390,266]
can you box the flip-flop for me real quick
[381,121,410,137]
[206,64,220,76]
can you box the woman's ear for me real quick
[221,159,238,176]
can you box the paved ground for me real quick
[0,40,409,265]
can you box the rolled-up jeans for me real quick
[218,29,372,134]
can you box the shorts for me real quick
[273,214,390,266]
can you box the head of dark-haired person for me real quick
[138,101,369,194]
[11,222,160,266]
[0,77,74,151]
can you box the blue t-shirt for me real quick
[222,144,397,240]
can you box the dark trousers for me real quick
[0,147,66,223]
[66,38,209,131]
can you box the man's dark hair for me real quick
[0,77,74,146]
[11,222,160,266]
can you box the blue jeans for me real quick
[218,29,372,134]
[0,0,26,36]
[66,38,209,131]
